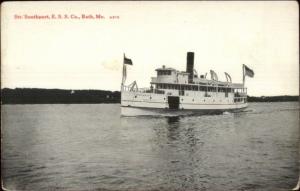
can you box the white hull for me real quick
[121,91,247,116]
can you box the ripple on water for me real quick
[1,103,299,190]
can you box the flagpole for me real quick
[242,64,245,87]
[121,53,125,91]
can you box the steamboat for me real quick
[121,52,254,116]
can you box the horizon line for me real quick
[1,87,299,97]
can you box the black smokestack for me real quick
[186,52,194,83]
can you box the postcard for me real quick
[1,1,299,190]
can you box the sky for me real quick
[1,1,299,96]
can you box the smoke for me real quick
[101,59,121,71]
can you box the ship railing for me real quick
[122,85,165,94]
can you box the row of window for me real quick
[156,84,236,93]
[157,70,172,76]
[133,95,237,103]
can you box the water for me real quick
[2,102,299,190]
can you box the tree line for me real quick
[1,88,120,104]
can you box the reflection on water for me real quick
[149,116,201,190]
[2,103,299,191]
[166,116,180,142]
[167,116,180,124]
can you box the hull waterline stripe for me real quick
[121,105,248,111]
[122,99,246,106]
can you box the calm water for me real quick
[2,102,299,191]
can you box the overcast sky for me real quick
[1,1,299,96]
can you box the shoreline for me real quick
[1,88,298,104]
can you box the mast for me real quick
[242,64,245,87]
[121,63,124,92]
[121,54,125,92]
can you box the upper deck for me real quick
[123,64,247,102]
[151,65,245,89]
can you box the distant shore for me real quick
[1,88,298,104]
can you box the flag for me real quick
[210,70,218,81]
[224,72,232,83]
[122,54,132,84]
[124,54,133,65]
[244,65,254,77]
